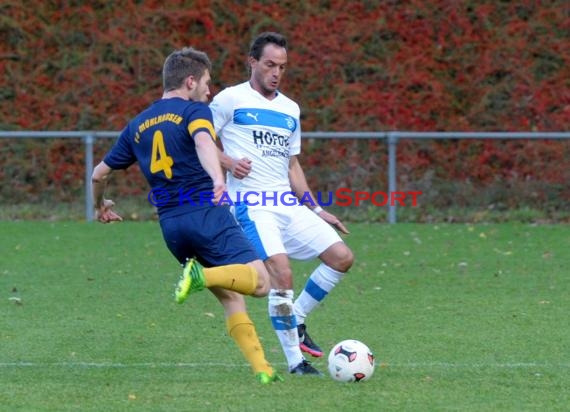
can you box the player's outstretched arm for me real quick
[195,132,227,203]
[288,156,349,234]
[91,161,123,223]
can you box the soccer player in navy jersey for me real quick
[210,32,354,376]
[91,47,282,384]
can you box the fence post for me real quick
[387,132,398,224]
[84,133,95,222]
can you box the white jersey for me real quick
[211,82,342,261]
[210,81,301,198]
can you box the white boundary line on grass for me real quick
[0,361,569,368]
[395,362,570,368]
[0,362,248,368]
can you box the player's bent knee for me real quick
[340,246,355,271]
[322,243,354,273]
[252,273,270,297]
[268,269,294,289]
[210,287,247,312]
[265,255,294,289]
[248,259,270,297]
[254,281,270,297]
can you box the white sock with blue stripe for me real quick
[294,263,345,325]
[268,289,304,370]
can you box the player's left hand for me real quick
[96,199,123,223]
[317,209,350,234]
[212,179,227,205]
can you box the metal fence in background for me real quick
[1,131,569,223]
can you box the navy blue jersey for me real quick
[104,97,216,218]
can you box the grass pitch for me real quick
[1,221,569,411]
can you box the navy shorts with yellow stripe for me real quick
[159,205,259,267]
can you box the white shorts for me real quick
[232,203,343,261]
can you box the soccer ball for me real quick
[327,339,375,382]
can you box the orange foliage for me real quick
[1,0,568,207]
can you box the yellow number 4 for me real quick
[150,131,174,178]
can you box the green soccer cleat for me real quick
[175,258,206,304]
[256,371,285,384]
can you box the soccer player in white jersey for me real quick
[210,32,354,376]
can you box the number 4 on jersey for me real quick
[150,131,174,178]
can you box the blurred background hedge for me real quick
[1,1,568,222]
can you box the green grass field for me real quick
[1,221,569,411]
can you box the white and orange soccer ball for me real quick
[327,339,375,382]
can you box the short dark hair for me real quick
[248,32,288,60]
[162,47,212,91]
